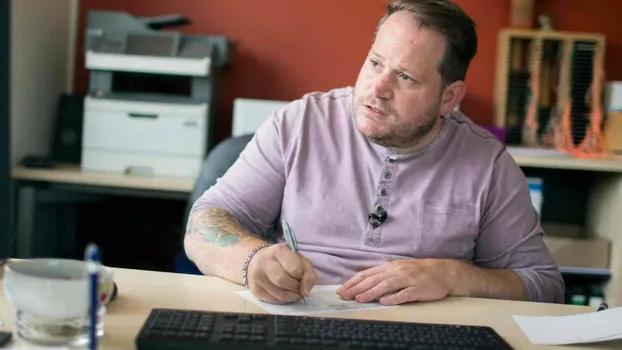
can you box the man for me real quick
[184,0,565,306]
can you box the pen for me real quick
[85,243,100,350]
[281,219,308,306]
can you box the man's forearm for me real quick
[184,207,269,284]
[446,260,527,301]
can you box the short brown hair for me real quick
[377,0,478,87]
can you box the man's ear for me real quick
[440,80,466,115]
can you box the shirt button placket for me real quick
[365,154,397,248]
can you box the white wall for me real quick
[10,0,78,164]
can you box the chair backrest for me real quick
[176,134,254,274]
[182,133,255,230]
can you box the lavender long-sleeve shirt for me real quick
[191,86,565,304]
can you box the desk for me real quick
[11,164,195,195]
[0,265,620,350]
[11,164,195,259]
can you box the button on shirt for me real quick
[191,86,565,304]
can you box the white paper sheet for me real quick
[512,307,622,345]
[236,284,398,316]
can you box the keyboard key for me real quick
[291,338,306,345]
[275,337,290,344]
[194,332,210,340]
[251,335,266,343]
[238,315,252,323]
[235,326,251,334]
[219,334,233,341]
[251,326,266,335]
[306,339,322,346]
[151,320,168,330]
[233,334,250,342]
[323,339,339,347]
[220,325,235,334]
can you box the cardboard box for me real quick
[541,222,586,239]
[544,236,610,270]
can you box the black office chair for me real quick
[175,134,254,274]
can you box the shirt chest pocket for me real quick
[415,200,478,259]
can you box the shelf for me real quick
[507,147,622,173]
[560,267,612,277]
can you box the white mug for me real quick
[3,258,115,346]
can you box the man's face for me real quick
[353,12,451,149]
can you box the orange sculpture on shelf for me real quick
[554,47,607,159]
[494,27,608,159]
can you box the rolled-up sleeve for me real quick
[190,100,302,237]
[475,150,565,304]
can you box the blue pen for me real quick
[281,220,308,305]
[85,243,100,350]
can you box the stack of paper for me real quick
[513,307,622,345]
[236,284,398,316]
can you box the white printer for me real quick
[81,11,229,178]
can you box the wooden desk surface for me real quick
[0,266,620,350]
[11,164,195,193]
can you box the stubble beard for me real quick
[351,94,441,149]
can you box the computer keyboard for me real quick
[135,308,513,350]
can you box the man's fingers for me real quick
[379,286,419,305]
[338,265,385,295]
[337,265,385,299]
[264,258,299,292]
[355,277,405,303]
[260,277,303,304]
[299,255,318,296]
[247,245,304,304]
[273,244,305,279]
[268,273,300,293]
[273,243,318,297]
[339,272,386,300]
[252,284,281,304]
[253,283,300,304]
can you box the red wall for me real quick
[74,0,622,143]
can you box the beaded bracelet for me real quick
[241,243,271,288]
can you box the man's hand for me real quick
[337,259,452,305]
[247,243,318,304]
